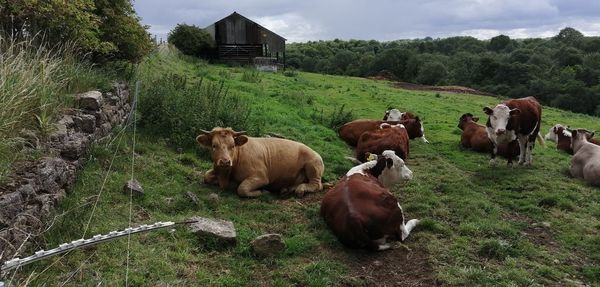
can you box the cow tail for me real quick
[536,133,546,148]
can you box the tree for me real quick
[168,24,215,57]
[554,27,584,48]
[94,0,153,62]
[489,35,511,52]
[417,62,447,85]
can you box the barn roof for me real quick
[208,11,286,41]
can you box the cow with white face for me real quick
[383,109,404,121]
[321,150,418,251]
[483,96,544,166]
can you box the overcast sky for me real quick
[134,0,600,43]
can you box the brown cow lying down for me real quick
[544,124,600,155]
[338,118,428,146]
[356,123,409,162]
[321,150,418,250]
[570,129,600,186]
[382,108,416,121]
[197,127,324,197]
[458,113,519,159]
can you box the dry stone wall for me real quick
[0,83,131,260]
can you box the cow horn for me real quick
[234,131,247,136]
[200,129,211,135]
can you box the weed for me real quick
[241,68,262,83]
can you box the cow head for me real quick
[457,113,478,130]
[196,127,248,168]
[484,104,519,139]
[544,124,570,143]
[368,150,413,188]
[571,128,595,148]
[383,108,403,121]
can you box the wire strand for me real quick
[125,80,140,287]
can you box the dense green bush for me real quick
[168,24,215,58]
[138,74,251,147]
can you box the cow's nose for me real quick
[217,159,231,167]
[496,129,506,135]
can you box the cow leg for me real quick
[517,137,527,165]
[489,145,497,167]
[373,237,391,251]
[294,160,324,197]
[203,169,218,185]
[525,140,535,166]
[237,176,269,198]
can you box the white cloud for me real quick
[252,13,325,43]
[134,0,600,42]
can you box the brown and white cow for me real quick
[545,124,600,154]
[197,127,324,197]
[383,108,416,121]
[356,123,409,162]
[544,124,574,154]
[321,150,418,250]
[570,129,600,186]
[458,113,519,159]
[483,96,544,166]
[338,118,428,146]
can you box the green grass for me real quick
[9,47,600,286]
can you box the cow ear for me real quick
[572,130,578,138]
[590,131,596,138]
[196,134,211,147]
[386,158,394,168]
[473,117,479,122]
[415,116,420,122]
[234,135,248,146]
[483,107,493,115]
[509,108,520,115]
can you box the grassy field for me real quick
[9,48,600,286]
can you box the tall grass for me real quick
[134,47,252,148]
[0,34,112,182]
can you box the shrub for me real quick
[168,24,215,58]
[283,68,298,77]
[138,74,251,147]
[311,104,355,130]
[241,68,262,83]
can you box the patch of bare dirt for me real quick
[392,82,495,96]
[326,244,438,287]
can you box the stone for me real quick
[123,179,144,195]
[250,233,286,257]
[187,216,236,245]
[78,91,103,110]
[186,191,200,206]
[73,114,96,134]
[207,193,220,202]
[60,134,90,160]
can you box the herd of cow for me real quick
[195,96,600,251]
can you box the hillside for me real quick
[11,48,600,286]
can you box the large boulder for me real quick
[187,216,236,245]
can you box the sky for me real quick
[133,0,600,43]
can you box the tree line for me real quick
[0,0,152,63]
[286,28,600,116]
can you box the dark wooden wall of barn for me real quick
[214,13,285,53]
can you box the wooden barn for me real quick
[204,12,286,68]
